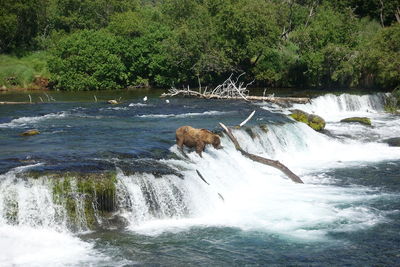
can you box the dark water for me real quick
[0,90,399,266]
[0,90,288,174]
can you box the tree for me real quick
[289,3,360,87]
[0,0,47,52]
[49,30,127,90]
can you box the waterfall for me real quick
[0,166,67,230]
[289,93,389,121]
[1,107,399,242]
[0,166,101,266]
[115,120,399,237]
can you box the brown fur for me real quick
[176,126,222,157]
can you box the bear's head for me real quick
[212,135,222,149]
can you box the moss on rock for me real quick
[340,117,371,126]
[23,171,118,230]
[21,129,40,136]
[290,109,326,131]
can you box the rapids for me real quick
[0,91,399,266]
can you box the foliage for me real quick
[49,30,127,91]
[0,52,50,88]
[1,0,399,90]
[0,0,47,53]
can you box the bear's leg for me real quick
[176,136,189,158]
[176,136,184,150]
[196,142,205,157]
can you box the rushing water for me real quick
[0,90,399,266]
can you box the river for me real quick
[0,90,399,266]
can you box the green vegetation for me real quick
[48,171,117,230]
[384,87,400,113]
[340,117,372,125]
[0,0,399,91]
[0,52,49,88]
[290,109,326,131]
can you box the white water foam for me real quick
[101,107,129,111]
[275,93,400,141]
[288,93,388,122]
[0,111,68,128]
[121,94,399,240]
[233,122,400,171]
[129,103,148,107]
[120,140,393,241]
[138,110,233,118]
[0,166,103,266]
[0,225,99,267]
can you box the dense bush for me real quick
[49,30,127,91]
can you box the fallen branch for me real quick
[162,74,252,101]
[219,122,304,184]
[0,101,34,104]
[239,110,255,127]
[160,91,310,104]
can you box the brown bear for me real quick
[176,126,222,157]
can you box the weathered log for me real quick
[239,110,255,127]
[160,91,310,104]
[219,122,304,184]
[0,101,34,104]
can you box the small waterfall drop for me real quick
[0,166,102,266]
[289,93,388,121]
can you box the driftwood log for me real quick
[219,122,304,184]
[0,101,33,104]
[160,89,310,104]
[161,74,310,105]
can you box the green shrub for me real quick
[0,52,49,88]
[49,30,128,91]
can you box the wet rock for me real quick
[116,159,184,179]
[289,109,326,131]
[383,137,400,147]
[21,129,40,136]
[244,127,258,139]
[259,124,269,133]
[340,117,371,126]
[20,170,118,230]
[107,99,118,105]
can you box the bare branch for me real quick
[239,110,256,127]
[219,122,304,184]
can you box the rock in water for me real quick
[21,129,40,136]
[107,99,118,105]
[383,137,400,147]
[340,117,371,126]
[259,124,269,133]
[289,109,326,131]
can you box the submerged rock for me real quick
[21,129,40,136]
[289,109,326,131]
[382,137,400,147]
[340,117,371,126]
